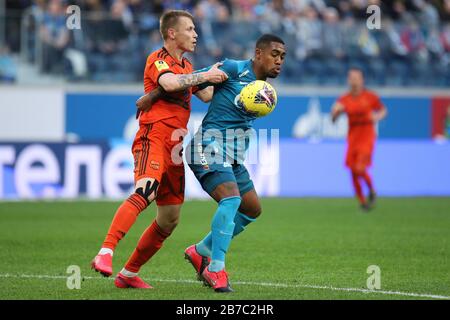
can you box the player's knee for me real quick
[159,217,179,233]
[239,200,262,218]
[135,179,160,204]
[156,205,181,233]
[250,205,262,218]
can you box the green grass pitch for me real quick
[0,198,449,300]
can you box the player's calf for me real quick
[232,190,261,237]
[232,211,257,238]
[238,189,262,218]
[93,178,159,276]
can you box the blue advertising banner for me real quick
[1,140,449,199]
[65,93,138,140]
[66,93,432,141]
[279,139,450,197]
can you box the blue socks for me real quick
[196,208,257,272]
[209,196,241,272]
[232,211,256,238]
[195,239,212,258]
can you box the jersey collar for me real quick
[247,59,257,79]
[161,47,185,68]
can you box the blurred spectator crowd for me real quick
[2,0,450,86]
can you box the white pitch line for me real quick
[0,273,448,300]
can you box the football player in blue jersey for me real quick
[136,34,286,292]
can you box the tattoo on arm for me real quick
[177,74,206,90]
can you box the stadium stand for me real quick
[1,0,450,86]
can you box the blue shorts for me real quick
[186,134,255,196]
[188,161,255,196]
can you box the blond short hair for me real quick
[160,10,194,40]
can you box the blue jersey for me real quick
[201,59,257,133]
[194,59,258,163]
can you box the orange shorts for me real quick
[345,147,373,171]
[132,120,186,206]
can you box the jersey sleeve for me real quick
[337,95,348,111]
[192,59,238,92]
[145,57,177,86]
[371,93,384,111]
[218,59,238,78]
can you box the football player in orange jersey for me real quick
[331,68,387,211]
[91,10,227,288]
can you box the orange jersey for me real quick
[140,47,194,129]
[338,89,383,151]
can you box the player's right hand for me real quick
[205,62,228,84]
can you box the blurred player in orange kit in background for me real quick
[91,9,227,288]
[331,68,387,211]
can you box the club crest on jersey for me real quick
[155,60,169,72]
[150,160,160,170]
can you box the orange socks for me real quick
[102,193,148,250]
[351,171,366,205]
[361,171,374,193]
[124,220,171,273]
[352,170,375,205]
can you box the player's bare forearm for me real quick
[158,73,206,92]
[177,73,207,91]
[159,62,227,92]
[331,103,344,123]
[136,87,164,112]
[331,112,340,123]
[195,86,214,103]
[331,108,342,123]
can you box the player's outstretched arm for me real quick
[331,102,344,123]
[136,87,165,113]
[195,86,214,103]
[158,62,227,92]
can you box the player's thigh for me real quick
[134,177,160,203]
[233,164,255,195]
[156,204,182,233]
[132,121,179,204]
[132,123,166,187]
